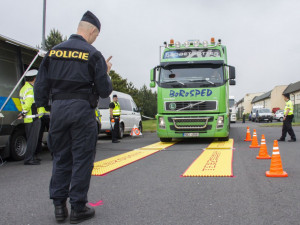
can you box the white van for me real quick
[97,91,142,138]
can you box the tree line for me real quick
[109,70,157,118]
[43,29,157,118]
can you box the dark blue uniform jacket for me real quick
[34,34,112,107]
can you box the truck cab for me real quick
[229,96,236,123]
[150,38,236,142]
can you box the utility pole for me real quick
[41,0,46,50]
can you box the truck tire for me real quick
[10,128,27,161]
[160,138,172,142]
[279,117,283,122]
[118,123,124,139]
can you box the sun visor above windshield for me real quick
[160,60,225,67]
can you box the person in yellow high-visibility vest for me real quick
[19,69,43,165]
[278,93,296,142]
[109,94,121,143]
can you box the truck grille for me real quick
[165,101,217,111]
[168,116,214,131]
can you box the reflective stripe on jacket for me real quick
[112,102,121,116]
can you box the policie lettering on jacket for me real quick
[49,49,89,61]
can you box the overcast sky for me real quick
[1,0,300,101]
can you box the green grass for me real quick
[142,120,157,132]
[259,122,300,127]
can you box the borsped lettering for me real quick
[169,89,212,97]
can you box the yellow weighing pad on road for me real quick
[92,141,176,176]
[206,138,234,149]
[182,139,234,177]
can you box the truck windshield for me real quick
[229,99,235,108]
[159,64,224,88]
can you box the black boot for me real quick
[54,203,68,222]
[70,206,95,224]
[277,138,285,142]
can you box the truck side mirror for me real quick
[150,68,156,88]
[229,66,235,79]
[229,80,236,85]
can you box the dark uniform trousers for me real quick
[112,116,120,142]
[24,119,41,162]
[48,99,97,210]
[281,115,296,140]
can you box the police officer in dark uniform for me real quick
[34,11,113,223]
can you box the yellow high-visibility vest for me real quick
[284,100,293,115]
[19,82,44,123]
[112,102,121,116]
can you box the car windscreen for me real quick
[259,109,271,113]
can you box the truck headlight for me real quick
[159,116,166,129]
[217,116,224,129]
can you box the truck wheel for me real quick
[279,117,283,122]
[10,128,27,161]
[160,138,172,142]
[118,123,124,139]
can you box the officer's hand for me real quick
[106,56,112,74]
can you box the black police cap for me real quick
[81,11,101,31]
[113,95,118,98]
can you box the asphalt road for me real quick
[1,122,300,225]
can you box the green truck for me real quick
[150,38,236,142]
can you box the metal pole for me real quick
[0,52,41,114]
[42,0,47,50]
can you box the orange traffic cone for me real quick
[249,129,260,148]
[256,134,271,159]
[244,126,252,142]
[266,140,288,177]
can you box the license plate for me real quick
[183,133,199,137]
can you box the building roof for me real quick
[0,33,40,52]
[283,81,300,95]
[236,98,244,105]
[251,90,272,103]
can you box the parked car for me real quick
[254,108,273,123]
[250,106,263,122]
[274,110,284,122]
[97,91,142,138]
